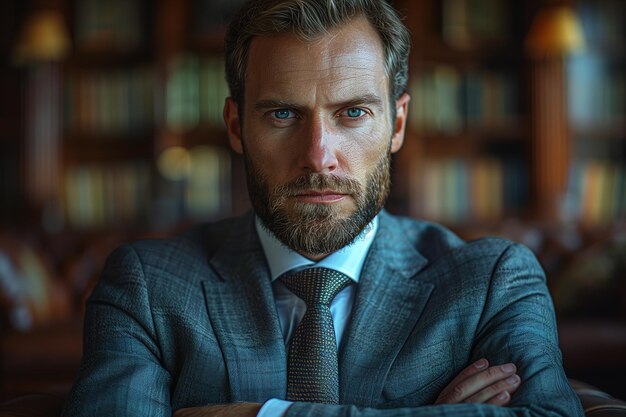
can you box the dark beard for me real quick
[244,149,391,257]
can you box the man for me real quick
[62,0,584,416]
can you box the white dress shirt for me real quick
[254,215,378,417]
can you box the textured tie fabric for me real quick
[279,267,352,404]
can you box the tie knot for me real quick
[280,267,351,306]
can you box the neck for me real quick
[298,251,329,262]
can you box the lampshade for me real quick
[13,10,71,64]
[526,5,586,57]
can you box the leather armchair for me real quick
[570,380,626,417]
[1,381,625,417]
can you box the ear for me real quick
[224,97,243,154]
[391,92,410,154]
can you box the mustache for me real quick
[274,174,361,197]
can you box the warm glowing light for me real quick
[526,6,585,57]
[157,146,192,181]
[13,10,71,63]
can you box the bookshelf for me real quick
[54,0,155,231]
[564,0,626,227]
[7,0,242,233]
[4,0,625,234]
[389,0,625,233]
[390,0,532,230]
[154,0,248,226]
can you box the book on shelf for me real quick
[74,0,145,52]
[199,57,230,127]
[441,0,509,50]
[470,157,504,222]
[410,65,463,134]
[568,54,625,129]
[463,70,518,130]
[413,156,526,225]
[165,54,229,133]
[409,65,518,134]
[501,157,528,212]
[65,66,155,136]
[576,0,625,50]
[567,159,626,226]
[153,144,232,227]
[435,66,463,134]
[64,160,151,229]
[185,145,232,220]
[166,55,201,133]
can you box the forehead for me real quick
[245,16,388,102]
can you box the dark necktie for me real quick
[279,267,352,403]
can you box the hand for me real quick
[435,359,521,406]
[173,403,262,417]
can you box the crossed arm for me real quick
[174,359,523,416]
[172,243,582,417]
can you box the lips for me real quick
[294,190,348,203]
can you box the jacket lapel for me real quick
[203,213,287,402]
[339,211,434,407]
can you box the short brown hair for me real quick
[224,0,410,111]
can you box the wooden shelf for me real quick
[411,36,523,68]
[186,32,227,54]
[413,124,528,143]
[67,48,154,68]
[572,124,626,141]
[179,124,229,148]
[63,134,154,163]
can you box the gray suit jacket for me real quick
[62,211,584,416]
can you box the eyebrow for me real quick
[253,94,385,113]
[254,99,304,113]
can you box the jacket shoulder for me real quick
[134,215,248,257]
[103,215,252,286]
[382,212,517,263]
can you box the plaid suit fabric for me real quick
[62,211,584,417]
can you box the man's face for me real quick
[224,17,409,259]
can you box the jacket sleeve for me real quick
[283,243,584,417]
[61,245,172,417]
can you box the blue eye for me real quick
[274,109,292,119]
[346,107,363,118]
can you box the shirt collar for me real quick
[255,214,379,283]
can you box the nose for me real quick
[299,116,339,174]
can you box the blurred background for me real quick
[0,0,624,403]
